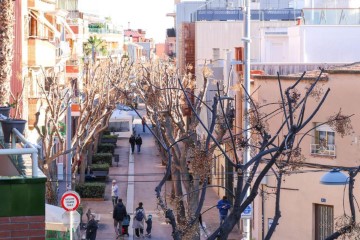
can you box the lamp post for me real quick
[320,169,349,185]
[320,168,359,240]
[243,0,251,239]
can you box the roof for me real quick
[324,62,360,74]
[124,30,143,38]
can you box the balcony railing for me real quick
[88,28,123,34]
[303,8,360,25]
[310,144,336,157]
[193,9,302,22]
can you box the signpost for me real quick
[241,204,252,219]
[61,191,81,240]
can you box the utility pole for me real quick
[243,0,251,239]
[66,91,72,191]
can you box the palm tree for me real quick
[83,36,107,62]
[0,0,14,106]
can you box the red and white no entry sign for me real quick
[61,191,81,211]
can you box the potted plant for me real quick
[0,105,11,117]
[0,118,27,143]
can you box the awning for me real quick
[57,16,76,40]
[29,10,61,38]
[45,204,67,231]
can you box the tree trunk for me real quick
[0,0,14,105]
[172,167,186,225]
[79,150,87,183]
[43,164,58,205]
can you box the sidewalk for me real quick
[80,116,240,239]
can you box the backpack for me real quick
[135,209,144,221]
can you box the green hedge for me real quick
[97,143,115,154]
[75,182,105,198]
[102,134,118,139]
[92,153,112,166]
[90,163,110,172]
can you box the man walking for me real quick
[142,117,146,133]
[129,134,136,154]
[86,213,98,240]
[135,134,143,153]
[113,199,127,237]
[111,179,119,207]
[217,196,231,225]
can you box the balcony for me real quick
[28,38,56,67]
[310,144,336,157]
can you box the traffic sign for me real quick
[61,191,81,211]
[62,211,81,229]
[241,204,252,219]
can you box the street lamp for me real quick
[320,169,349,185]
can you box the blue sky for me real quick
[79,0,175,43]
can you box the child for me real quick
[121,214,131,237]
[145,214,152,238]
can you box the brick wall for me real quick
[0,216,45,240]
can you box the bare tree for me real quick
[114,59,354,240]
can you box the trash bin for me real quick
[114,154,120,167]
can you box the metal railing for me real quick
[193,9,302,22]
[88,28,123,34]
[303,8,360,25]
[0,127,40,177]
[310,144,336,157]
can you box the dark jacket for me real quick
[135,137,142,145]
[86,218,98,240]
[129,136,136,146]
[113,202,127,221]
[217,199,231,216]
[146,218,152,233]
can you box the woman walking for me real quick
[132,202,147,238]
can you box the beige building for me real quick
[250,65,360,240]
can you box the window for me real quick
[311,124,336,156]
[315,204,333,240]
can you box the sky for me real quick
[78,0,175,43]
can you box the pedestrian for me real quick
[111,179,119,207]
[133,202,147,238]
[113,199,127,237]
[135,134,143,153]
[142,117,146,132]
[145,214,152,238]
[86,213,98,240]
[217,196,231,225]
[129,134,136,154]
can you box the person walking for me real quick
[129,134,136,154]
[86,213,98,240]
[113,199,127,237]
[217,196,231,225]
[142,117,146,133]
[145,214,153,238]
[133,202,147,238]
[135,134,143,153]
[111,179,119,207]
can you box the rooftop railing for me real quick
[88,28,123,34]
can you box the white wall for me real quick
[300,25,360,63]
[261,25,360,63]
